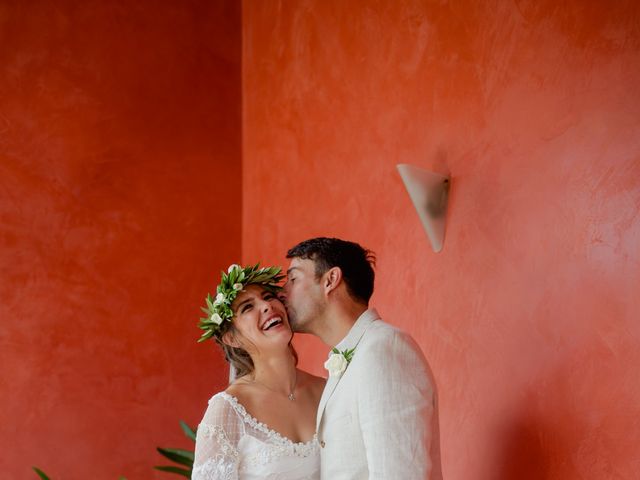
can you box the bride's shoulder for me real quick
[205,390,237,410]
[222,377,262,413]
[197,390,246,427]
[224,379,247,398]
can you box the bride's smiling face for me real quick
[226,284,292,353]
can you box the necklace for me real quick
[250,370,298,401]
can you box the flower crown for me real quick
[198,263,284,342]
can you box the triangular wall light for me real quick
[397,164,451,253]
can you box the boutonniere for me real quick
[324,347,356,378]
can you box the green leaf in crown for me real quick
[197,263,284,342]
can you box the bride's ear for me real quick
[323,266,342,296]
[221,330,242,349]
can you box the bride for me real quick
[192,264,325,479]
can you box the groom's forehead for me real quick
[287,257,314,274]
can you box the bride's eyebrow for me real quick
[235,298,253,311]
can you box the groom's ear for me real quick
[323,266,342,296]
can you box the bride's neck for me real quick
[251,348,297,390]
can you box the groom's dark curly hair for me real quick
[286,237,376,304]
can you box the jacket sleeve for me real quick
[356,330,438,479]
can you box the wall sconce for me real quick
[397,164,451,253]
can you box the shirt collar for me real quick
[331,308,380,355]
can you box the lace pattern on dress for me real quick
[219,392,318,456]
[193,392,320,479]
[199,423,240,459]
[192,457,239,480]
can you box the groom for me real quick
[284,237,443,479]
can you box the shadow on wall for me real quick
[496,413,552,480]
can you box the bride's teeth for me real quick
[263,317,282,330]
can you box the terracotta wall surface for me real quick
[0,1,240,478]
[242,1,640,479]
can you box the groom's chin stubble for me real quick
[289,317,308,334]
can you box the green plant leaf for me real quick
[197,330,214,342]
[156,447,194,466]
[154,465,191,477]
[343,348,356,362]
[179,420,197,442]
[32,468,50,480]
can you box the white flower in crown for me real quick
[211,313,223,325]
[228,264,241,273]
[233,283,243,291]
[324,347,356,378]
[214,293,226,305]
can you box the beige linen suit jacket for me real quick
[316,309,442,480]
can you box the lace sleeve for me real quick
[192,394,245,480]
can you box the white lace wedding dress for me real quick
[192,392,320,480]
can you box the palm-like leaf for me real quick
[156,447,194,467]
[153,466,191,478]
[179,421,197,442]
[155,421,196,477]
[32,468,50,480]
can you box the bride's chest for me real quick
[237,433,319,477]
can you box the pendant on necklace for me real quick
[288,393,295,401]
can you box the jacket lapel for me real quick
[315,309,380,431]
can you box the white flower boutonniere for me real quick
[324,347,356,378]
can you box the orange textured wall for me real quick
[1,1,239,478]
[242,1,640,479]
